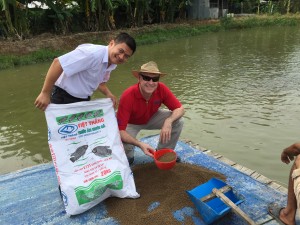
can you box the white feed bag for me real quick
[45,98,140,215]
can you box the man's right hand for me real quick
[139,142,156,158]
[34,58,63,111]
[34,92,50,111]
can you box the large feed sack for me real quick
[45,98,140,215]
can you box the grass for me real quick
[0,49,63,70]
[220,14,300,30]
[135,24,222,46]
[1,14,300,70]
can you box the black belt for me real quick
[51,86,90,104]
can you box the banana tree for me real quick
[178,0,192,19]
[165,0,176,22]
[77,0,127,31]
[89,0,131,31]
[0,0,29,39]
[0,0,14,37]
[133,0,151,27]
[111,0,133,28]
[75,0,90,30]
[93,0,114,30]
[41,0,77,34]
[285,0,290,13]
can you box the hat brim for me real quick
[132,70,166,79]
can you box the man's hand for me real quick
[34,92,50,111]
[159,106,184,145]
[34,58,62,111]
[106,93,118,109]
[160,118,172,144]
[139,142,156,158]
[119,130,155,158]
[98,83,117,109]
[281,143,300,164]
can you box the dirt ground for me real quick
[105,163,225,225]
[0,20,218,55]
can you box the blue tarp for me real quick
[0,135,285,224]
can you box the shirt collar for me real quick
[103,46,117,71]
[103,46,109,63]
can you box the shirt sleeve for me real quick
[102,71,111,83]
[58,45,102,77]
[117,89,133,130]
[160,83,182,110]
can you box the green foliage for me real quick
[220,17,236,29]
[260,1,280,14]
[0,0,29,39]
[0,49,63,69]
[42,0,78,34]
[0,55,14,70]
[0,0,299,38]
[220,14,300,30]
[134,24,222,45]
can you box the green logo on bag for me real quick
[56,109,104,125]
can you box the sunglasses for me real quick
[139,74,160,82]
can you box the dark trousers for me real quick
[51,86,90,104]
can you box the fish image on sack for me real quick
[85,111,94,119]
[57,116,69,124]
[94,109,103,117]
[70,145,88,162]
[77,112,85,121]
[107,180,122,189]
[92,146,112,157]
[80,186,108,202]
[68,114,78,122]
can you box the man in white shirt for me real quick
[34,32,136,111]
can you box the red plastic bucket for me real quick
[151,148,177,170]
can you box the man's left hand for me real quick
[160,118,172,144]
[106,93,118,109]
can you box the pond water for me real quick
[1,26,300,186]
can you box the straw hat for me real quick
[132,61,167,78]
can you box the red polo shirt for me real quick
[117,83,182,130]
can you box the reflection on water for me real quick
[1,26,300,185]
[0,63,50,173]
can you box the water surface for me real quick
[1,26,300,185]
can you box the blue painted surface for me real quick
[0,135,285,224]
[148,201,160,212]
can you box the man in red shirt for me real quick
[117,61,185,165]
